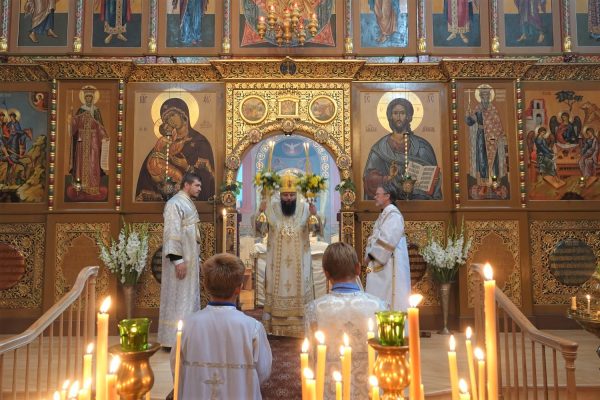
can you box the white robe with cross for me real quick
[171,305,272,400]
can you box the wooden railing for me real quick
[471,264,578,400]
[0,266,98,400]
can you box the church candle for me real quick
[483,264,498,400]
[315,331,326,400]
[367,318,375,377]
[222,209,227,252]
[304,369,316,400]
[586,294,591,314]
[475,348,485,400]
[333,371,342,400]
[107,355,120,400]
[53,391,61,400]
[174,321,183,400]
[571,296,577,311]
[304,142,311,172]
[459,379,471,400]
[369,376,380,400]
[68,381,80,400]
[60,380,70,400]
[408,294,423,400]
[301,338,309,400]
[448,335,459,400]
[342,334,351,400]
[465,327,478,400]
[82,344,93,390]
[96,297,111,400]
[267,140,275,171]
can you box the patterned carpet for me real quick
[245,308,302,399]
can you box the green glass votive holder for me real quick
[376,311,407,346]
[118,318,151,352]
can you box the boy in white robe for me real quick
[171,253,272,400]
[305,242,388,400]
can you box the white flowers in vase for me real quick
[96,221,150,285]
[419,220,472,283]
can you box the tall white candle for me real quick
[342,333,351,400]
[483,264,498,400]
[96,297,111,400]
[369,376,380,400]
[367,318,375,376]
[475,348,485,400]
[174,320,183,400]
[408,294,423,400]
[459,379,471,400]
[465,327,478,400]
[301,338,309,400]
[107,355,120,400]
[448,335,459,400]
[222,209,228,252]
[82,343,93,385]
[315,331,326,400]
[586,294,591,314]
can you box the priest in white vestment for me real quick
[171,253,272,400]
[364,184,411,311]
[256,171,320,338]
[305,242,387,399]
[158,173,203,348]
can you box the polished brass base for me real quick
[368,338,411,400]
[109,342,160,400]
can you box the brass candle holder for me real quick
[368,338,411,399]
[109,342,160,400]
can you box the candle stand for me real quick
[109,342,160,400]
[567,310,600,360]
[368,338,411,400]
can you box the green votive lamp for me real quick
[118,318,151,352]
[376,311,407,346]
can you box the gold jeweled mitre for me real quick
[280,172,298,193]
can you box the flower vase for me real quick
[120,284,136,319]
[437,282,453,335]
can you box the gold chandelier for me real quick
[256,1,319,46]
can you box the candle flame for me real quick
[409,293,423,308]
[62,380,70,390]
[53,391,61,400]
[340,345,345,357]
[99,296,111,313]
[303,368,314,380]
[84,378,92,389]
[177,320,183,331]
[222,209,227,216]
[474,347,484,360]
[459,379,469,394]
[109,355,121,373]
[315,331,325,344]
[343,333,349,347]
[449,335,456,351]
[68,381,80,398]
[586,294,591,300]
[86,343,94,354]
[466,327,472,340]
[368,318,374,332]
[302,337,309,353]
[333,371,342,382]
[369,375,379,387]
[483,263,493,280]
[269,140,275,149]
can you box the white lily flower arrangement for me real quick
[96,221,150,285]
[419,219,472,283]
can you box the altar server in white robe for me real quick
[364,184,411,311]
[171,253,272,400]
[305,242,387,399]
[158,172,202,348]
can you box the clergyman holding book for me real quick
[363,97,441,200]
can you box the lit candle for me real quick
[301,338,309,400]
[222,209,228,252]
[315,331,326,400]
[174,320,183,400]
[586,294,591,314]
[367,318,375,376]
[267,140,275,171]
[571,296,577,311]
[475,348,485,400]
[421,384,425,400]
[78,379,91,400]
[60,380,70,400]
[483,264,498,400]
[408,294,423,400]
[83,343,93,385]
[333,371,342,400]
[106,355,120,400]
[304,368,316,400]
[369,376,380,400]
[54,391,61,400]
[465,327,478,400]
[342,333,351,400]
[96,296,111,400]
[68,381,80,400]
[448,335,459,400]
[459,379,471,400]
